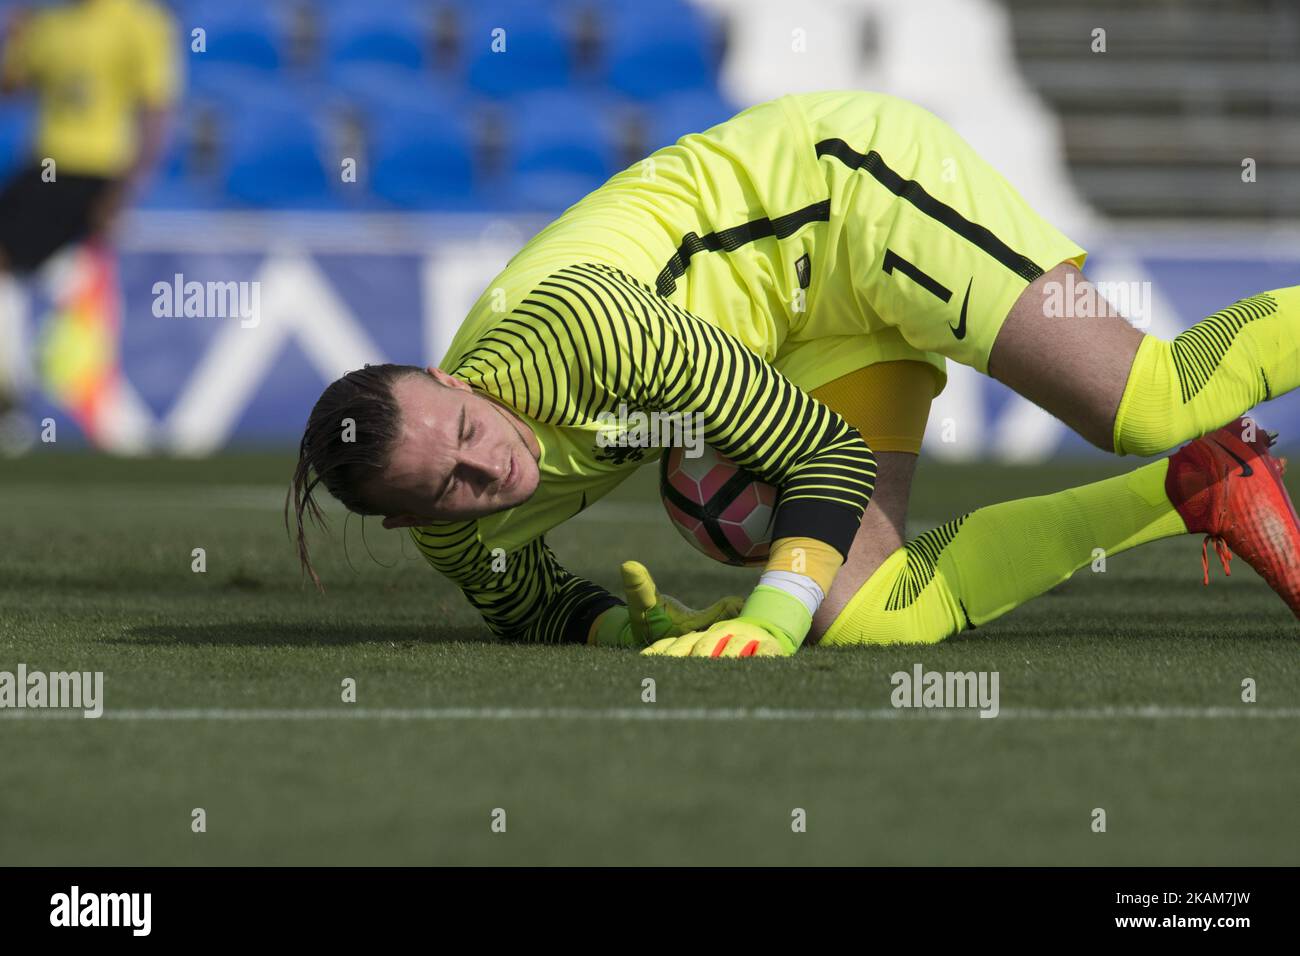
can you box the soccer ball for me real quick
[659,444,777,566]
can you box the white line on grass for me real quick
[2,705,1298,722]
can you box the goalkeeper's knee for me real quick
[1113,289,1300,457]
[1112,336,1255,457]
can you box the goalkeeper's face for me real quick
[372,367,541,527]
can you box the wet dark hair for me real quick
[286,363,428,589]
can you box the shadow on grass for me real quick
[117,622,491,647]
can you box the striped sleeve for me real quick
[410,523,621,644]
[511,262,878,557]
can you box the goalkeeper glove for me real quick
[589,560,744,648]
[641,618,796,657]
[640,584,810,658]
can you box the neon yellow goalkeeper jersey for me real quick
[418,95,881,643]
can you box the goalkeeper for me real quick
[289,91,1300,656]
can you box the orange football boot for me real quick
[1165,417,1300,617]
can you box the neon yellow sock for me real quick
[1114,286,1300,456]
[821,460,1187,646]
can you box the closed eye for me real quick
[438,407,469,501]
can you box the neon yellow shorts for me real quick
[780,90,1088,374]
[494,91,1085,387]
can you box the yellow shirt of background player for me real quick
[3,0,180,178]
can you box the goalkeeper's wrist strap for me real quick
[766,537,842,594]
[741,580,817,650]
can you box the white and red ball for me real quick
[659,444,777,566]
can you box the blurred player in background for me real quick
[0,0,179,452]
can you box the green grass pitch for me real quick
[1,451,1297,865]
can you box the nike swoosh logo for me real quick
[1211,439,1253,477]
[950,279,972,340]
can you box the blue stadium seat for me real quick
[462,8,572,98]
[328,62,455,117]
[505,91,618,211]
[603,5,719,100]
[645,90,737,152]
[188,1,286,72]
[187,62,283,106]
[123,0,732,212]
[220,106,335,208]
[132,111,224,210]
[322,6,428,76]
[186,60,335,127]
[367,103,478,210]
